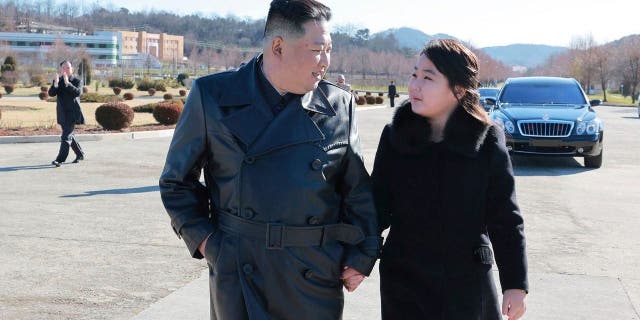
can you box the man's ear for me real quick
[271,36,284,58]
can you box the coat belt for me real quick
[217,211,365,249]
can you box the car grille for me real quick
[517,120,574,137]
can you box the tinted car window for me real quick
[479,88,500,97]
[499,82,587,105]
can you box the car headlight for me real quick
[494,117,515,134]
[576,119,602,135]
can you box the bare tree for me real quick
[593,45,611,102]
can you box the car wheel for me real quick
[584,149,603,168]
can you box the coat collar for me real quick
[389,101,491,157]
[217,54,333,155]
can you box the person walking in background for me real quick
[336,74,351,91]
[387,80,397,107]
[49,60,85,167]
[159,0,380,319]
[372,39,528,319]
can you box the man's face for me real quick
[60,62,73,76]
[338,76,345,84]
[280,20,331,94]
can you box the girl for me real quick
[372,39,528,320]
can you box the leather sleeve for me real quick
[340,96,382,276]
[159,79,215,259]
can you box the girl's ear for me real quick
[453,86,466,100]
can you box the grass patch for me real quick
[588,92,636,106]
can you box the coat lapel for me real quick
[218,55,274,147]
[248,88,332,157]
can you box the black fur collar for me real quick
[389,101,491,157]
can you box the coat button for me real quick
[310,159,323,170]
[243,264,254,274]
[307,216,320,225]
[244,157,255,164]
[303,269,314,279]
[242,208,255,219]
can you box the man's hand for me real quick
[341,266,365,292]
[502,289,527,320]
[198,233,212,258]
[62,73,70,86]
[54,73,59,87]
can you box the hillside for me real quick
[481,44,567,68]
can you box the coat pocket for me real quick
[473,245,494,265]
[204,231,224,267]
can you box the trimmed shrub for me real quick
[133,104,155,113]
[108,78,135,89]
[378,92,384,97]
[375,96,384,104]
[113,87,122,95]
[38,92,49,100]
[365,91,372,96]
[179,89,187,97]
[31,74,48,87]
[40,86,48,92]
[153,102,183,125]
[82,86,89,94]
[3,84,14,94]
[163,93,173,100]
[148,88,156,96]
[80,93,123,103]
[95,102,134,130]
[355,95,366,105]
[137,78,155,91]
[365,95,376,104]
[155,82,167,92]
[123,92,134,100]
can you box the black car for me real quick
[486,77,604,168]
[479,87,500,111]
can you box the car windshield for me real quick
[499,82,587,105]
[479,88,500,97]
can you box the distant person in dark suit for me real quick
[388,80,397,107]
[48,60,85,167]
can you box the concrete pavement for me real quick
[1,105,639,319]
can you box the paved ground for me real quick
[1,104,639,319]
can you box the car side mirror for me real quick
[589,99,601,106]
[485,98,496,106]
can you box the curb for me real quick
[0,129,174,144]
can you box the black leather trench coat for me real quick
[48,76,85,125]
[159,55,380,320]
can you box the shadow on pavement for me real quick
[512,155,597,176]
[61,185,160,198]
[0,164,59,172]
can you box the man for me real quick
[48,60,85,167]
[336,74,351,91]
[388,80,397,108]
[159,1,380,319]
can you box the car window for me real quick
[499,82,587,105]
[479,88,500,97]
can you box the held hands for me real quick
[62,72,70,86]
[54,73,60,87]
[502,289,527,320]
[341,266,365,292]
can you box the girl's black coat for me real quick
[372,102,528,319]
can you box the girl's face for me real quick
[408,54,460,121]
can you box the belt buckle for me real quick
[266,223,285,250]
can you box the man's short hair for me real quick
[59,60,70,67]
[264,0,331,40]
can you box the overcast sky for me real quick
[103,0,640,48]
